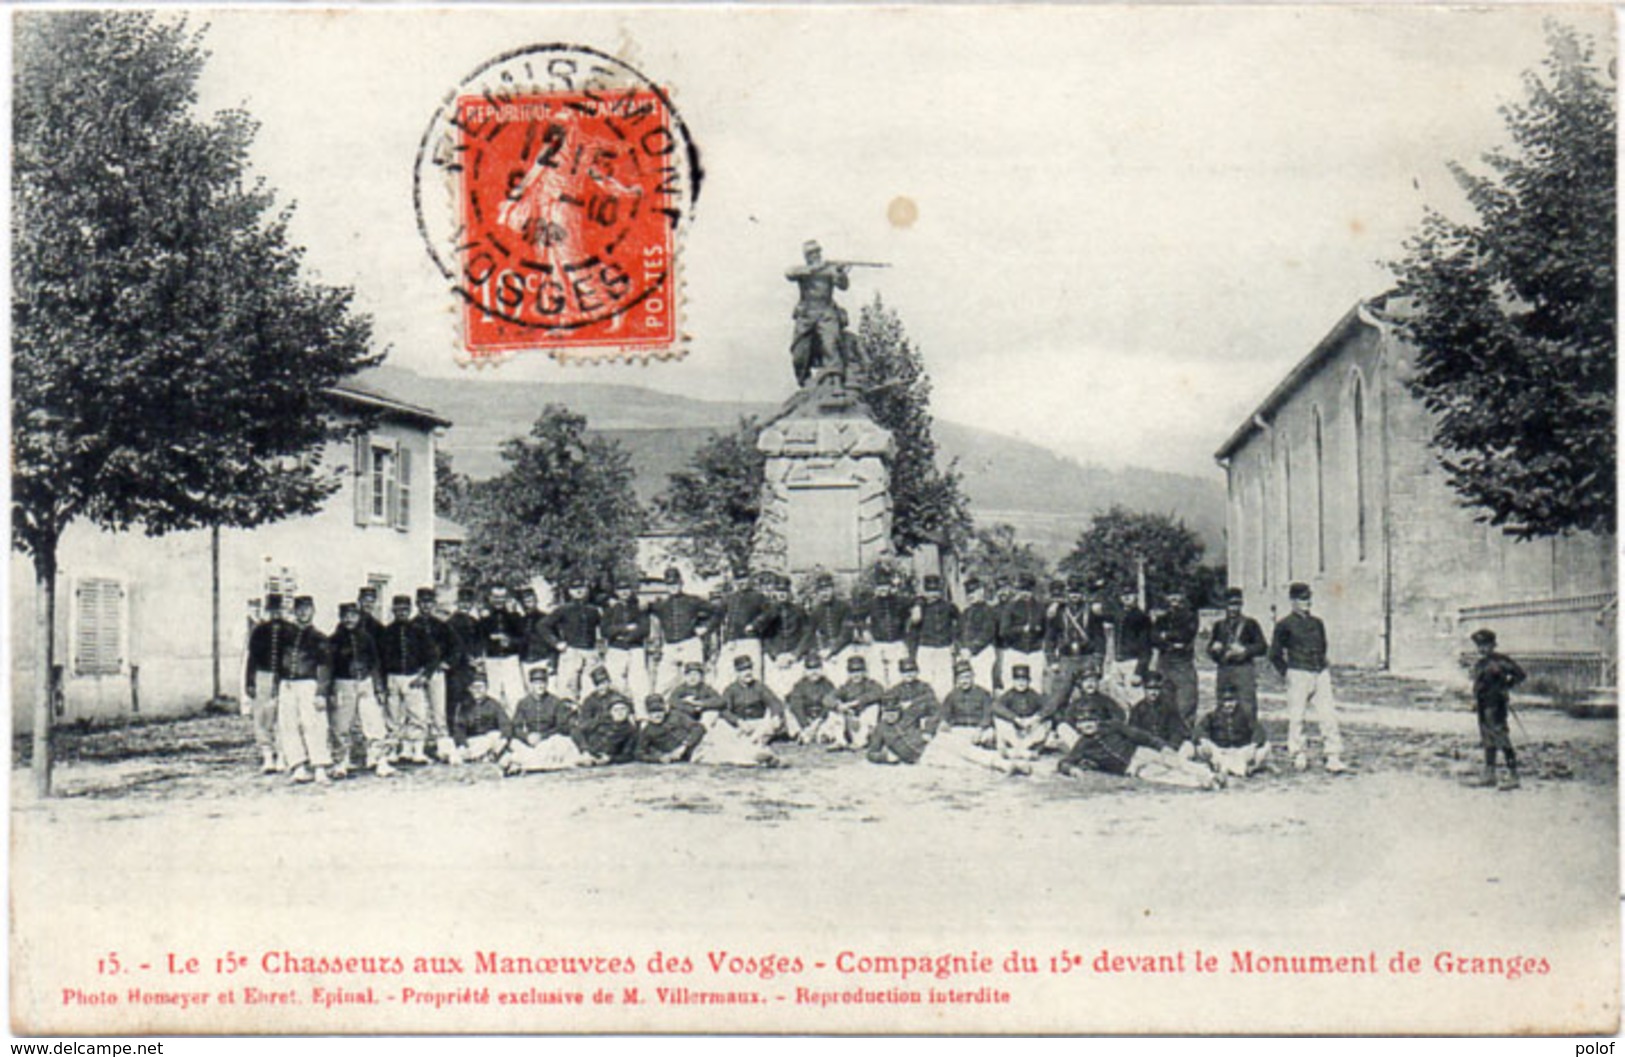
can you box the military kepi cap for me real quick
[1011,664,1031,679]
[357,586,378,601]
[338,602,358,617]
[293,595,315,608]
[733,655,754,671]
[1226,587,1244,603]
[416,587,437,602]
[264,593,284,611]
[898,657,919,674]
[1289,582,1312,600]
[847,656,867,671]
[391,594,413,607]
[1471,628,1497,646]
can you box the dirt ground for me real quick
[10,668,1620,1036]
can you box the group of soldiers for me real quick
[242,563,1352,788]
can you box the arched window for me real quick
[1281,434,1293,582]
[1254,476,1267,589]
[1313,407,1326,574]
[1351,373,1367,561]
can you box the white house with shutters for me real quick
[9,377,450,730]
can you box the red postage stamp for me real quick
[415,45,700,362]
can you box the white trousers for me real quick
[1285,668,1344,758]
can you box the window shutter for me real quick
[353,434,370,527]
[397,445,413,531]
[385,440,401,531]
[73,578,124,676]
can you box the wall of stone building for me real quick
[1380,334,1616,675]
[11,423,438,730]
[1226,315,1390,667]
[1226,309,1617,678]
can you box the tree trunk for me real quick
[211,525,222,702]
[32,541,58,798]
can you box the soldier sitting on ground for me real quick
[454,672,513,764]
[785,654,839,744]
[992,663,1053,761]
[1128,671,1196,759]
[866,695,932,766]
[634,694,707,765]
[572,697,639,766]
[1057,694,1221,790]
[919,660,1031,775]
[667,660,722,721]
[828,654,887,750]
[1195,685,1270,778]
[1050,663,1123,753]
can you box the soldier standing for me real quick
[602,577,652,715]
[800,572,857,674]
[762,574,808,699]
[1152,589,1201,731]
[998,573,1047,695]
[328,601,393,779]
[445,587,483,732]
[518,586,559,685]
[277,596,335,786]
[1207,587,1268,723]
[910,573,959,699]
[865,569,912,686]
[1108,586,1154,708]
[716,570,771,683]
[478,585,528,709]
[380,593,439,764]
[244,593,294,774]
[649,568,713,693]
[1046,578,1101,697]
[550,576,603,702]
[956,576,999,693]
[1268,582,1348,774]
[412,588,459,763]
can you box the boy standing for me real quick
[1469,628,1526,790]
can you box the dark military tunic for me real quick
[957,601,999,655]
[913,598,959,650]
[652,592,712,646]
[634,712,706,762]
[602,600,649,650]
[477,608,526,659]
[939,686,994,729]
[1269,612,1329,675]
[998,598,1047,653]
[379,618,438,677]
[786,674,838,728]
[549,601,602,652]
[245,618,295,696]
[512,691,574,743]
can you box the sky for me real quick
[188,4,1613,479]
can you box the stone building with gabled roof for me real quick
[1214,298,1614,688]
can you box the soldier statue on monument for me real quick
[785,239,888,392]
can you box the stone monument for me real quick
[750,241,895,583]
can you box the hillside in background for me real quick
[364,364,1226,561]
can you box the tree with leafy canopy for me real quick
[13,12,381,796]
[1387,21,1615,539]
[962,523,1052,591]
[654,418,764,576]
[435,449,473,520]
[855,295,973,553]
[1058,507,1206,605]
[454,407,643,589]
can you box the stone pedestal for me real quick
[751,409,894,584]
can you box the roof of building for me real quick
[328,377,452,429]
[1212,298,1387,463]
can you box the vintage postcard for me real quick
[8,3,1618,1039]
